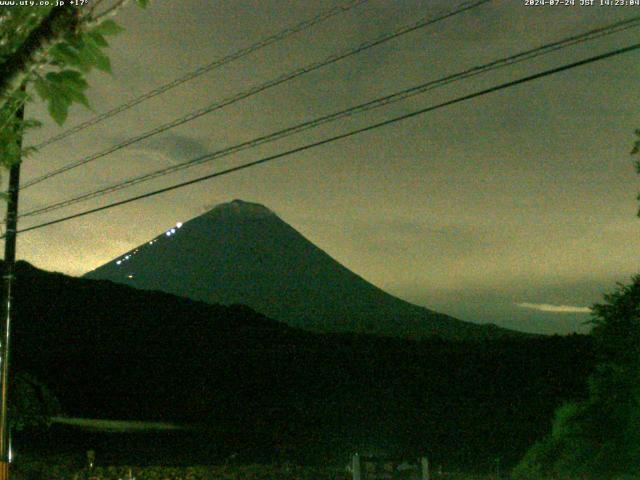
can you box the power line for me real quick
[18,15,640,220]
[22,0,491,189]
[30,0,371,150]
[11,42,640,238]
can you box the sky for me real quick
[11,0,640,334]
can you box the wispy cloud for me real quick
[516,302,591,314]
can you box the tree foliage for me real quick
[0,1,148,174]
[632,129,640,215]
[513,277,640,480]
[9,371,60,432]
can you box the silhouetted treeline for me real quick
[4,261,594,471]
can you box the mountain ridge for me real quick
[84,199,520,340]
[5,260,591,468]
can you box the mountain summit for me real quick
[84,199,514,340]
[208,199,276,218]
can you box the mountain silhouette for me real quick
[84,199,516,340]
[4,261,591,468]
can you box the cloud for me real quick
[140,134,212,161]
[106,134,210,164]
[516,302,591,314]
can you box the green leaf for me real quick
[44,71,61,84]
[7,141,19,157]
[76,45,95,73]
[58,69,88,90]
[82,34,112,73]
[43,71,90,110]
[135,0,149,8]
[48,96,69,125]
[94,52,111,73]
[92,19,125,36]
[64,88,90,108]
[45,74,73,102]
[33,77,51,101]
[49,43,82,67]
[71,36,103,74]
[88,31,109,47]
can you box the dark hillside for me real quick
[5,261,594,470]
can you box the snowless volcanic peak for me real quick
[207,199,276,218]
[84,199,519,340]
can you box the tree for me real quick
[633,129,640,216]
[0,0,148,174]
[9,372,60,432]
[0,3,149,477]
[513,277,640,480]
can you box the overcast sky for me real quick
[13,0,640,334]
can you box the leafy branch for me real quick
[0,1,149,172]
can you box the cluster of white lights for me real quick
[165,221,183,237]
[116,251,136,266]
[116,221,183,265]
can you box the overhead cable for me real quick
[30,0,371,150]
[12,42,640,237]
[22,0,491,189]
[19,16,640,220]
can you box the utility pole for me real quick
[0,96,24,480]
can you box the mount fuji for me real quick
[84,199,516,340]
